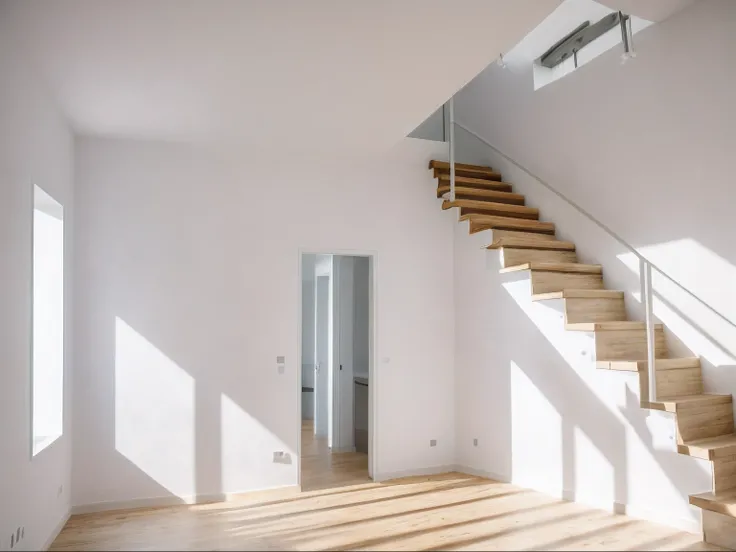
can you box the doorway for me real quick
[299,252,374,491]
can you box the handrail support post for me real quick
[449,98,456,202]
[642,259,657,403]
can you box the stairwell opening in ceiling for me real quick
[503,0,653,90]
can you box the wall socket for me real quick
[473,438,478,447]
[429,439,437,447]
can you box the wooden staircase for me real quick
[429,159,736,548]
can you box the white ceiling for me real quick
[4,0,564,156]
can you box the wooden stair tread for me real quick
[532,289,623,301]
[430,160,501,179]
[443,199,539,220]
[679,434,736,460]
[500,262,602,275]
[690,489,736,518]
[645,394,733,412]
[566,321,664,332]
[430,160,495,173]
[437,173,511,191]
[596,357,700,373]
[489,239,575,251]
[437,185,525,205]
[461,214,555,235]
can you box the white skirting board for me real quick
[67,466,703,536]
[71,485,300,515]
[42,511,71,551]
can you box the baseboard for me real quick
[71,484,300,515]
[374,464,458,482]
[42,510,71,551]
[613,501,701,535]
[453,464,509,483]
[454,466,700,534]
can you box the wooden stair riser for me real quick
[491,229,557,242]
[639,367,705,405]
[530,271,604,295]
[675,401,734,444]
[656,366,704,399]
[564,297,627,324]
[443,200,539,220]
[490,239,574,251]
[437,186,525,205]
[713,456,736,494]
[433,167,502,184]
[500,248,577,268]
[436,174,511,191]
[702,510,736,548]
[595,327,667,362]
[466,216,555,236]
[430,160,503,181]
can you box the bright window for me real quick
[32,185,64,456]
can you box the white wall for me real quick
[71,136,456,507]
[0,21,74,551]
[451,0,736,531]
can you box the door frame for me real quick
[297,248,377,487]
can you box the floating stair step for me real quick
[532,272,604,295]
[532,289,623,301]
[712,456,736,494]
[437,173,511,192]
[491,229,557,243]
[645,394,732,413]
[443,199,539,220]
[679,433,736,460]
[566,321,663,331]
[437,185,526,205]
[430,160,502,181]
[651,359,703,399]
[500,247,577,268]
[461,214,555,235]
[489,238,575,251]
[500,262,602,275]
[594,321,667,362]
[690,489,736,519]
[648,394,734,444]
[597,357,699,372]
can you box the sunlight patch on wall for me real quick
[511,361,563,495]
[221,393,293,492]
[618,239,736,365]
[502,278,594,370]
[115,317,195,497]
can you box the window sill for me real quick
[33,433,62,457]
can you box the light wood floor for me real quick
[300,419,371,492]
[51,423,727,551]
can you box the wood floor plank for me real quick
[50,422,726,551]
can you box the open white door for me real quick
[314,274,330,438]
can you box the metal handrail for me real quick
[453,121,736,402]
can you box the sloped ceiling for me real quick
[3,0,564,156]
[599,0,699,22]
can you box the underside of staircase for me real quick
[428,159,736,548]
